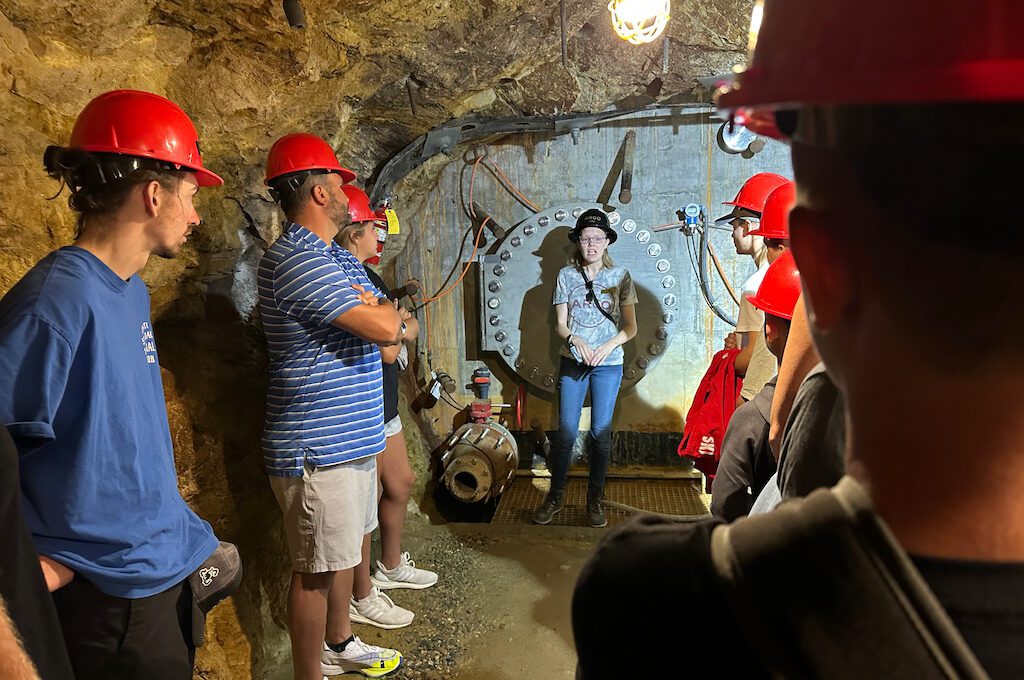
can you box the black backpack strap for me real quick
[710,476,990,680]
[579,267,618,327]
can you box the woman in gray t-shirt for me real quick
[533,209,638,528]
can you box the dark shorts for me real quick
[51,577,196,680]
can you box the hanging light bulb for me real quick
[608,0,671,45]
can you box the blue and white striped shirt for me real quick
[257,222,385,476]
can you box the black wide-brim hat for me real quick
[569,208,617,244]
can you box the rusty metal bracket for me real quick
[422,125,461,158]
[618,129,636,204]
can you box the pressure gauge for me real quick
[683,203,703,231]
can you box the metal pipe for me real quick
[435,370,456,394]
[470,202,507,239]
[283,0,306,28]
[406,79,419,117]
[604,499,710,522]
[516,468,702,481]
[618,130,636,204]
[699,221,738,326]
[529,418,550,460]
[560,0,568,67]
[390,282,418,300]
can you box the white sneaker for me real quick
[321,638,403,677]
[349,587,414,629]
[371,552,439,590]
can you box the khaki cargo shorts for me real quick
[270,456,378,573]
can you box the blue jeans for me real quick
[549,357,623,497]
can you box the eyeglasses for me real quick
[579,237,608,245]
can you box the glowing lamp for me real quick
[608,0,671,45]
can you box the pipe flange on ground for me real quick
[442,453,495,503]
[440,422,519,503]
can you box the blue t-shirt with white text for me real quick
[0,247,218,598]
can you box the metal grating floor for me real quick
[492,476,709,527]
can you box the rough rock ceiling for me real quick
[0,0,749,304]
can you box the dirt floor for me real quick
[358,517,600,680]
[267,509,605,680]
[262,455,709,680]
[362,472,708,679]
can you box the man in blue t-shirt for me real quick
[0,90,225,679]
[260,133,407,680]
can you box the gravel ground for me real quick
[366,523,486,679]
[359,513,602,680]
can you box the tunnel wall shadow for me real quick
[155,281,292,678]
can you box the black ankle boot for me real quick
[586,491,607,528]
[533,489,565,525]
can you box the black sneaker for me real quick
[586,493,607,528]
[533,490,564,525]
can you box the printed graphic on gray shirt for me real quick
[553,265,637,366]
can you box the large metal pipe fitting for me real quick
[440,421,519,503]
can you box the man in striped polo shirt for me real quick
[258,133,407,680]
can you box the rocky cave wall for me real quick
[0,1,752,676]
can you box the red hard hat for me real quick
[748,183,795,239]
[718,0,1024,112]
[265,133,356,186]
[342,185,376,223]
[723,172,790,214]
[747,250,800,320]
[70,90,223,187]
